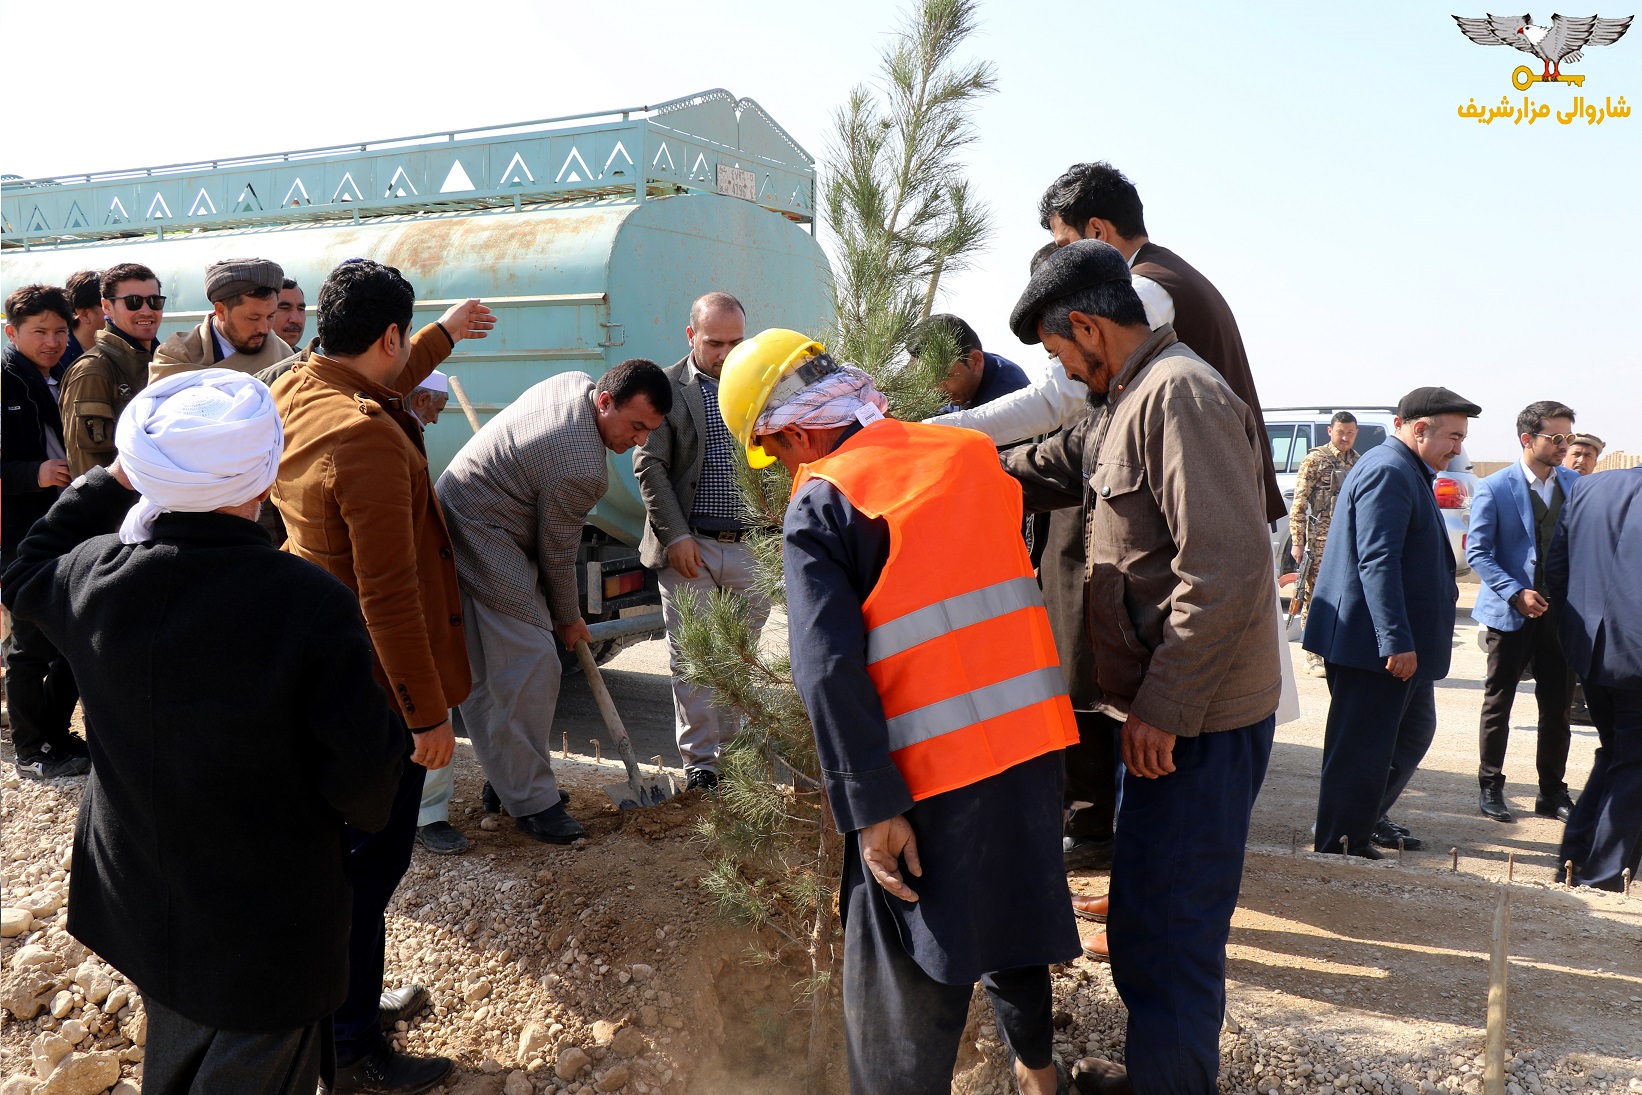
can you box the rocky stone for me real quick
[11,944,63,972]
[111,1083,141,1095]
[1,1076,36,1095]
[127,1009,146,1047]
[520,1021,552,1058]
[58,1018,87,1045]
[101,986,129,1015]
[73,966,113,1007]
[38,1050,122,1095]
[556,1047,592,1081]
[638,1005,659,1027]
[480,1057,503,1074]
[479,817,500,832]
[1,908,32,938]
[503,1070,533,1095]
[32,1032,75,1079]
[22,891,64,918]
[591,1020,620,1046]
[628,963,653,982]
[464,980,493,1004]
[609,1026,646,1059]
[596,1064,631,1091]
[3,965,66,1019]
[50,989,75,1018]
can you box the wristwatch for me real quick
[1507,591,1523,610]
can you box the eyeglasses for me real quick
[113,294,166,311]
[1534,433,1572,445]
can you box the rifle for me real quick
[1285,470,1337,637]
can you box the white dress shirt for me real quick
[926,246,1175,446]
[1520,456,1557,507]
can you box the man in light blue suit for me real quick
[1467,401,1581,824]
[1304,387,1481,858]
[1546,466,1642,891]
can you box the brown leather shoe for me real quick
[1071,893,1109,923]
[1080,929,1110,964]
[1071,1056,1133,1094]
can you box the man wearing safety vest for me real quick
[717,330,1083,1095]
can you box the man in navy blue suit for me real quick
[1546,466,1642,891]
[1467,401,1582,823]
[1304,387,1481,858]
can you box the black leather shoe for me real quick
[1349,843,1384,860]
[685,767,720,793]
[481,780,503,814]
[1371,817,1422,850]
[332,1047,452,1094]
[515,803,586,844]
[1534,790,1574,821]
[15,747,90,780]
[414,822,468,855]
[379,984,430,1028]
[1063,835,1114,871]
[1071,1056,1134,1094]
[1480,786,1515,823]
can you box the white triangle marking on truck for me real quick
[556,147,594,184]
[189,189,217,217]
[26,206,49,233]
[499,153,535,187]
[386,166,418,198]
[235,185,262,212]
[106,197,129,224]
[65,202,90,229]
[282,179,310,207]
[602,142,634,178]
[146,193,172,220]
[332,173,364,204]
[652,143,676,172]
[440,161,477,193]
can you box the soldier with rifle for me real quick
[1288,412,1360,676]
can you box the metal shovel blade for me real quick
[574,640,679,810]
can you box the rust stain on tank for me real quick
[359,209,625,284]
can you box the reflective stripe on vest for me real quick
[885,665,1068,752]
[794,419,1078,801]
[866,575,1044,665]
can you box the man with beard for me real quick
[151,258,292,381]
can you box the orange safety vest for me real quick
[793,418,1078,801]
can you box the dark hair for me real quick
[65,270,102,311]
[1038,281,1148,336]
[909,314,982,362]
[690,291,744,328]
[1038,162,1147,239]
[101,262,160,298]
[1029,241,1059,274]
[316,259,415,356]
[5,284,74,327]
[1516,400,1576,440]
[596,358,673,415]
[221,285,279,309]
[1330,411,1357,426]
[281,277,300,291]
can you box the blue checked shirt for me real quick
[688,363,745,531]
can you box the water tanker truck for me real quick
[1,88,833,658]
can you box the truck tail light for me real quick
[602,570,646,599]
[1433,477,1469,509]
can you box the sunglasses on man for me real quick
[1534,433,1574,445]
[113,294,167,311]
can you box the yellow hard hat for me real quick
[717,328,828,469]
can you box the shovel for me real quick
[573,639,677,809]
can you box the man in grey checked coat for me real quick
[634,292,772,792]
[436,360,671,843]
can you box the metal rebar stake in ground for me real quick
[1484,883,1511,1095]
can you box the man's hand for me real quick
[666,538,703,580]
[410,718,455,770]
[1518,589,1550,619]
[554,618,592,652]
[1291,541,1304,564]
[860,815,922,902]
[437,299,496,343]
[1385,651,1418,681]
[36,459,70,489]
[106,457,132,490]
[1121,714,1177,778]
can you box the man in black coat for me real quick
[2,284,86,779]
[2,367,406,1095]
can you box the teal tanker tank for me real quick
[2,89,833,654]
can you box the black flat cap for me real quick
[1396,386,1482,419]
[1009,239,1134,344]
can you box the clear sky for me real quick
[4,0,1637,460]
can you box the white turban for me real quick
[754,360,888,435]
[116,368,283,544]
[418,370,449,395]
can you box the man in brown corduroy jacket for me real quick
[269,257,493,1095]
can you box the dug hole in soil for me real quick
[5,595,1641,1094]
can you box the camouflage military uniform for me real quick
[1289,442,1359,670]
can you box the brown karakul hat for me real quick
[1569,433,1605,452]
[204,258,284,303]
[1395,386,1482,420]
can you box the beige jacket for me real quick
[1004,326,1281,735]
[149,318,292,383]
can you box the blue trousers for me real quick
[1107,717,1274,1095]
[334,755,425,1066]
[1315,666,1436,854]
[1560,681,1642,891]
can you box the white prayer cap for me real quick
[115,367,283,544]
[417,370,450,395]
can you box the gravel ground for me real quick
[4,581,1639,1093]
